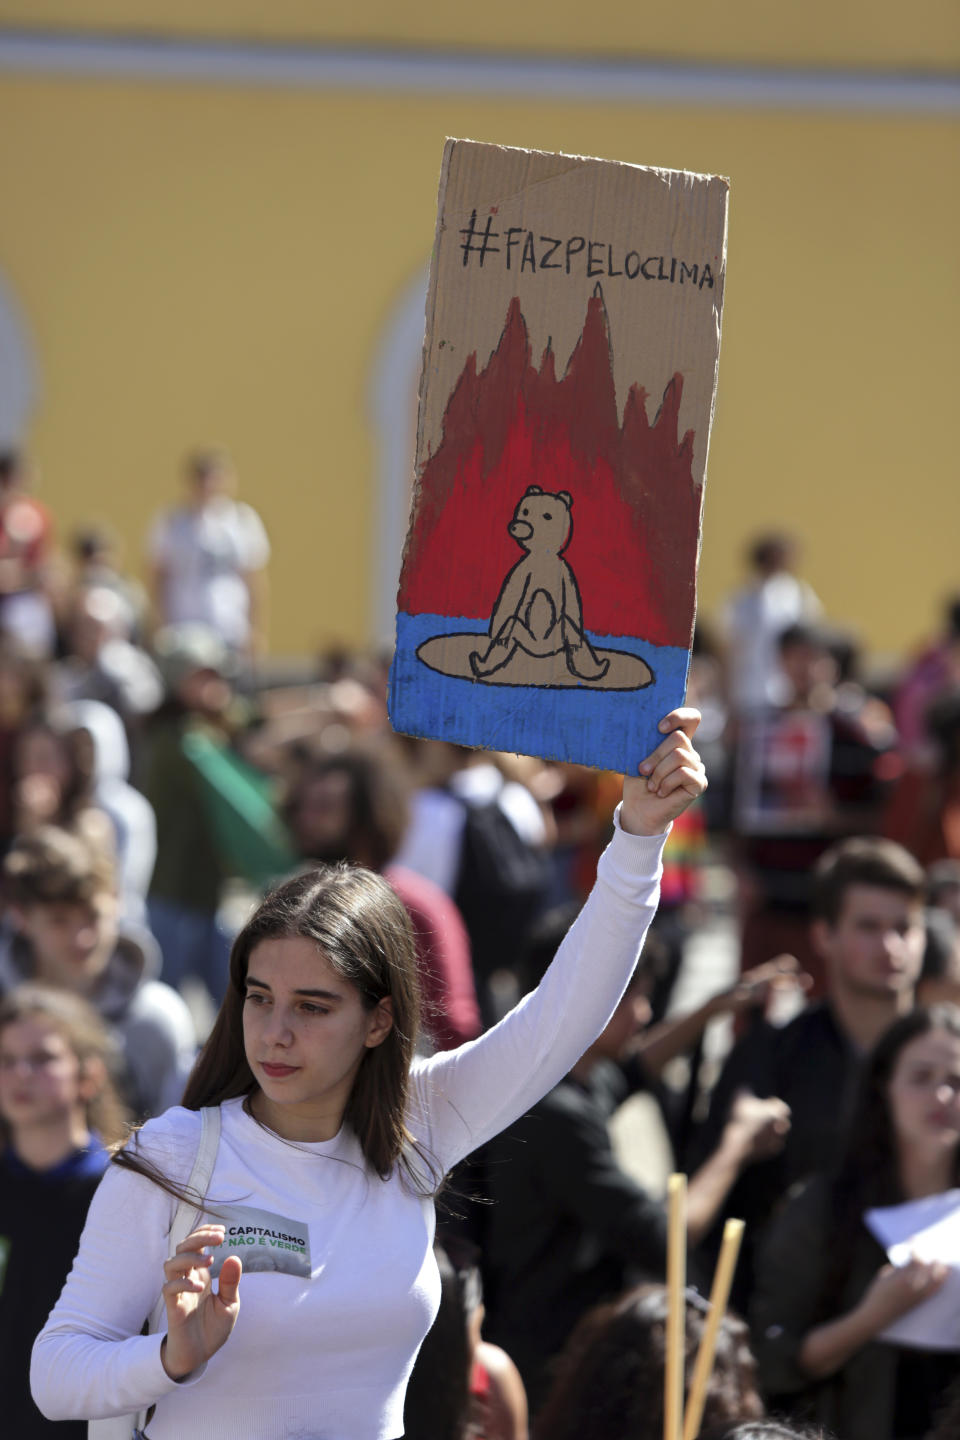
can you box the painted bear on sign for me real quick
[470,487,609,682]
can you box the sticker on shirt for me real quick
[205,1204,311,1279]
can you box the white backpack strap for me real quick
[147,1106,222,1336]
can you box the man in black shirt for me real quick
[690,834,926,1311]
[480,959,791,1411]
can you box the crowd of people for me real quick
[0,441,958,1439]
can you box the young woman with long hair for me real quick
[753,1004,960,1440]
[30,709,706,1440]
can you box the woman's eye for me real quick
[245,992,267,1005]
[300,1003,329,1016]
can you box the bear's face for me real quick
[508,487,572,555]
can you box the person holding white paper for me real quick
[752,1005,960,1440]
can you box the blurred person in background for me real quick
[916,907,960,1008]
[892,596,960,763]
[885,687,960,866]
[146,623,293,1004]
[0,826,196,1118]
[395,739,550,1024]
[403,1244,528,1440]
[734,621,898,987]
[464,1263,529,1440]
[0,449,59,660]
[61,698,157,928]
[402,1243,472,1440]
[148,448,270,664]
[0,635,48,854]
[690,836,926,1314]
[67,521,149,642]
[12,706,116,860]
[752,1006,960,1440]
[54,580,163,751]
[479,917,794,1412]
[722,533,822,715]
[0,983,129,1439]
[285,744,481,1051]
[532,1283,764,1440]
[927,859,960,930]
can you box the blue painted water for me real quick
[388,611,691,775]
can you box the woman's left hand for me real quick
[621,708,707,836]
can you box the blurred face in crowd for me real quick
[291,771,353,864]
[780,639,836,707]
[69,587,129,662]
[933,883,960,929]
[15,726,71,790]
[590,976,652,1063]
[0,1017,90,1132]
[13,726,75,826]
[189,460,233,505]
[814,885,925,1003]
[0,656,30,726]
[176,665,232,716]
[16,893,119,996]
[887,1027,960,1161]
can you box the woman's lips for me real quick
[260,1062,299,1079]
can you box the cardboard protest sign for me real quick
[389,139,728,773]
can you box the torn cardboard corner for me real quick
[389,138,729,775]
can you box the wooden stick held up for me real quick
[682,1218,745,1440]
[664,1172,687,1440]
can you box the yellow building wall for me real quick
[2,0,958,70]
[0,61,957,656]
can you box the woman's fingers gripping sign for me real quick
[621,708,708,837]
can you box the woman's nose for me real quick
[262,1009,294,1045]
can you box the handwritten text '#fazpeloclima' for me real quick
[459,210,717,290]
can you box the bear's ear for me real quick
[558,491,573,508]
[524,485,543,496]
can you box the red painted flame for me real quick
[398,290,702,646]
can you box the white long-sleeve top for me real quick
[32,813,666,1440]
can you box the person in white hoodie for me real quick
[62,699,158,929]
[30,711,706,1440]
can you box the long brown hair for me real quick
[0,983,130,1146]
[820,1003,960,1317]
[114,863,442,1196]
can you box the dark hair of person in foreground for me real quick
[532,1283,763,1440]
[402,1245,470,1440]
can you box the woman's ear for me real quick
[364,997,394,1050]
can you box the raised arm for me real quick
[410,711,707,1171]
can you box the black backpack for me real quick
[453,798,549,988]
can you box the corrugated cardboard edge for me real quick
[692,181,731,588]
[395,137,457,604]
